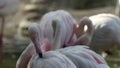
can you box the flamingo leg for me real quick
[0,16,5,66]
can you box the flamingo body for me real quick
[89,13,120,51]
[28,51,77,68]
[58,46,110,68]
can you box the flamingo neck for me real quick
[29,23,43,58]
[78,17,93,37]
[64,24,77,47]
[52,18,62,50]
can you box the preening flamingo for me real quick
[71,17,94,45]
[0,0,20,65]
[20,17,77,68]
[88,13,120,54]
[39,10,78,48]
[16,15,66,68]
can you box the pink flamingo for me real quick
[16,10,77,68]
[16,15,76,68]
[74,17,94,45]
[27,19,77,68]
[88,13,120,56]
[0,0,20,65]
[39,10,78,48]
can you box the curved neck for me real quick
[52,18,62,50]
[68,24,77,43]
[28,23,43,58]
[77,17,94,37]
[74,17,94,45]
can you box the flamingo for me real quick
[27,18,77,68]
[71,17,94,45]
[88,13,120,55]
[40,10,94,46]
[16,14,62,68]
[16,16,77,68]
[39,10,78,48]
[0,0,20,65]
[28,17,110,68]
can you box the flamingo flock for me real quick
[16,10,110,68]
[1,0,120,67]
[27,20,109,68]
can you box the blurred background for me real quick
[1,0,120,68]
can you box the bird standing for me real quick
[0,0,20,65]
